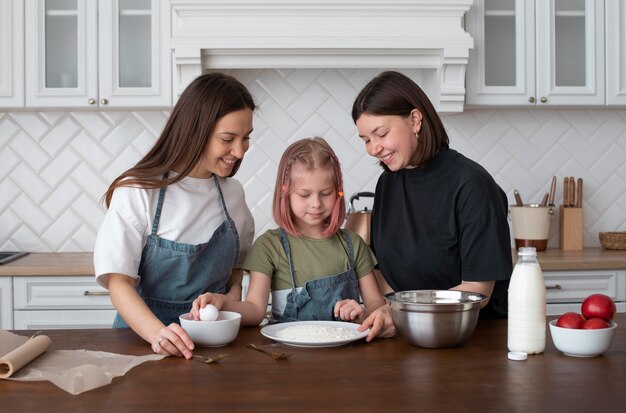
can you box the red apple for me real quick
[556,312,585,329]
[582,317,610,329]
[581,294,616,322]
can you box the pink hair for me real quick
[272,137,346,237]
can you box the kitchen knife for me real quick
[563,177,569,208]
[548,176,557,206]
[576,178,583,208]
[514,190,524,206]
[569,176,575,207]
[540,192,549,207]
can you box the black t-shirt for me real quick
[370,148,512,318]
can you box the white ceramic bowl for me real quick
[549,319,617,357]
[179,311,242,347]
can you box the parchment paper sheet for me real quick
[0,330,165,395]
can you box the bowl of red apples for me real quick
[549,293,618,357]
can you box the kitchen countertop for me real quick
[1,249,626,277]
[520,248,626,271]
[1,314,624,412]
[0,252,93,276]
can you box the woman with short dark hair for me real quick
[352,71,512,336]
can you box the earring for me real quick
[415,132,419,140]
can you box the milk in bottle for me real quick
[507,247,546,354]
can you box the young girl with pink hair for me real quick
[191,137,394,341]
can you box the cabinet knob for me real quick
[100,98,109,105]
[88,98,96,105]
[528,97,535,103]
[540,97,547,103]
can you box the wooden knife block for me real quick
[559,206,583,250]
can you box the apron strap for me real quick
[212,175,232,220]
[151,173,169,235]
[279,229,298,292]
[213,175,240,261]
[339,229,356,271]
[279,229,356,293]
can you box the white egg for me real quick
[199,304,219,321]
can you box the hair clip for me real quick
[338,191,344,197]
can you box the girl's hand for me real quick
[190,293,225,320]
[334,299,365,321]
[359,304,396,342]
[151,323,195,359]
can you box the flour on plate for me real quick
[276,324,360,342]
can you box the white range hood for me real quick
[169,0,474,112]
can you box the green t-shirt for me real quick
[242,229,377,291]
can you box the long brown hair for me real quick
[103,72,255,207]
[351,71,449,171]
[273,137,346,238]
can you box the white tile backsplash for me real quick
[1,69,625,252]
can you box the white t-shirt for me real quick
[94,174,255,289]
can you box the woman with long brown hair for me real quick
[94,73,256,359]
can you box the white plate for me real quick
[260,320,370,348]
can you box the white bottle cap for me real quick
[507,351,528,361]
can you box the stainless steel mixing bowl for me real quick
[385,290,488,348]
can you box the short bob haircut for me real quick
[351,70,449,172]
[104,72,255,207]
[273,137,345,238]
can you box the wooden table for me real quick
[2,315,625,413]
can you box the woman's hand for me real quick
[151,323,195,359]
[359,304,396,342]
[107,274,195,358]
[334,299,365,321]
[190,292,225,320]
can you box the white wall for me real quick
[1,69,625,252]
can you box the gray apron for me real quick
[113,174,239,327]
[275,229,360,322]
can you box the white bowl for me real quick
[549,319,617,357]
[179,311,242,347]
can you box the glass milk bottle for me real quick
[508,247,546,354]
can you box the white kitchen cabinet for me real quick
[544,269,626,316]
[466,0,604,106]
[0,277,13,329]
[11,276,115,330]
[606,0,626,105]
[25,0,170,108]
[0,0,24,107]
[13,309,116,330]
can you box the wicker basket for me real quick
[599,232,626,250]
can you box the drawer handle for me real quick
[83,290,110,296]
[546,284,562,290]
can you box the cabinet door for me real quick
[98,0,171,107]
[0,277,13,330]
[606,0,626,105]
[466,0,535,105]
[13,276,112,309]
[25,0,98,107]
[0,0,24,108]
[536,0,604,105]
[544,269,626,304]
[13,310,116,329]
[12,276,115,329]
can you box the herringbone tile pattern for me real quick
[1,69,624,251]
